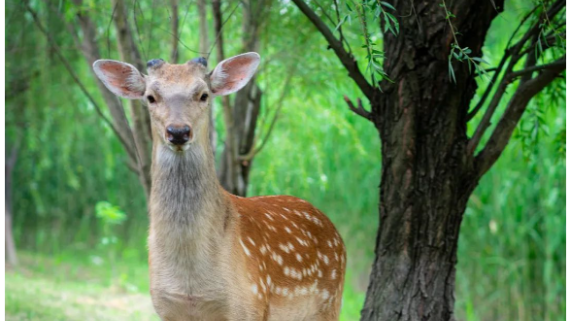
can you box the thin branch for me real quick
[73,0,139,164]
[291,0,374,100]
[467,0,565,153]
[507,58,565,79]
[344,96,372,120]
[518,31,565,57]
[23,2,133,160]
[240,70,295,161]
[474,56,565,178]
[207,1,241,60]
[467,49,511,121]
[505,4,539,49]
[133,0,148,61]
[333,0,351,54]
[313,0,336,26]
[169,0,179,63]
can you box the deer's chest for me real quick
[148,228,231,320]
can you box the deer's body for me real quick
[94,53,346,320]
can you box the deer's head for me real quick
[93,53,260,152]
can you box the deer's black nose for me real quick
[166,125,192,145]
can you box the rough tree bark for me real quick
[291,0,566,320]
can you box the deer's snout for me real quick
[166,125,192,146]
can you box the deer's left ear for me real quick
[93,60,146,99]
[209,52,260,96]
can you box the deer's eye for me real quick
[200,93,209,102]
[147,95,156,103]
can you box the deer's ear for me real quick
[209,52,260,96]
[93,60,146,99]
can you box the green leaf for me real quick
[346,2,353,11]
[448,59,457,83]
[471,57,488,64]
[380,1,396,10]
[385,21,396,35]
[374,7,381,19]
[386,12,398,23]
[335,15,349,31]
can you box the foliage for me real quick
[440,0,488,82]
[5,0,565,320]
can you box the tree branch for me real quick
[73,0,139,164]
[467,0,565,154]
[344,96,372,120]
[240,70,294,161]
[291,0,374,100]
[170,0,179,63]
[507,59,566,79]
[474,56,565,178]
[467,50,510,121]
[112,0,153,198]
[23,2,135,162]
[333,0,352,54]
[313,0,336,27]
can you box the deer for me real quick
[92,52,346,321]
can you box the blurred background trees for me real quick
[5,0,566,320]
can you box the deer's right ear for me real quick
[93,60,146,99]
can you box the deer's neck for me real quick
[149,138,228,237]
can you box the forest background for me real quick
[5,0,566,320]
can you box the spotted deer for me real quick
[92,53,346,320]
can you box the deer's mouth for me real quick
[166,142,191,152]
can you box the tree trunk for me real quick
[74,0,139,168]
[197,0,217,155]
[112,0,153,198]
[170,0,179,63]
[360,1,503,320]
[216,0,268,196]
[5,133,22,267]
[5,204,17,267]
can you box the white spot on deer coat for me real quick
[240,239,251,256]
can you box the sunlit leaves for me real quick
[95,201,127,225]
[338,0,399,87]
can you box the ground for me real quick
[6,253,159,321]
[5,252,364,321]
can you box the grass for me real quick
[6,252,367,321]
[6,253,157,321]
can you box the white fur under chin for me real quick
[156,142,200,166]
